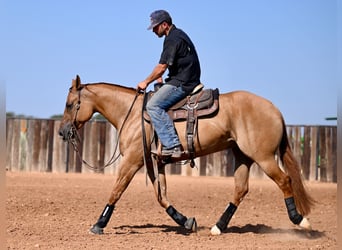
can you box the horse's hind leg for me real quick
[147,159,197,232]
[211,147,253,235]
[257,157,311,230]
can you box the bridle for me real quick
[66,85,140,172]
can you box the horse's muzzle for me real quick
[58,122,76,141]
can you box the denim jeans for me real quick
[146,84,186,149]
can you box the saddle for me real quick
[143,84,219,164]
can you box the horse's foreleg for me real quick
[90,159,142,235]
[211,148,252,235]
[147,160,197,232]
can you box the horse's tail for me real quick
[279,119,315,216]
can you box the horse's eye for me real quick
[66,103,73,110]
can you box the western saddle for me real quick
[143,83,219,166]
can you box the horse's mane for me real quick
[84,82,137,94]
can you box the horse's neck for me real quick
[87,83,137,129]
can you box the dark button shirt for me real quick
[159,25,201,94]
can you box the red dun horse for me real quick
[59,75,314,235]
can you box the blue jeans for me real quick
[146,84,186,149]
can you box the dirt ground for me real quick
[6,171,337,249]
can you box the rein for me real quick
[67,87,140,172]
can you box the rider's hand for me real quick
[137,81,148,91]
[156,77,163,83]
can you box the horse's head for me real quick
[58,75,94,142]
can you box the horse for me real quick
[58,75,314,235]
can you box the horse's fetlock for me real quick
[285,197,303,225]
[166,205,187,226]
[215,202,237,231]
[95,204,115,228]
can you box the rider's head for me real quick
[147,10,172,30]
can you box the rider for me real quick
[137,10,201,158]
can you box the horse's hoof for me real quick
[299,217,312,231]
[90,224,104,235]
[184,217,197,232]
[210,225,221,235]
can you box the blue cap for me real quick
[147,10,172,30]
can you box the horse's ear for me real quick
[72,75,81,89]
[76,75,81,88]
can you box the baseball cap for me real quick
[147,10,172,30]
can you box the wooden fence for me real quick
[6,118,337,182]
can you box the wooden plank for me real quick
[98,122,106,173]
[331,127,337,182]
[287,126,294,149]
[46,120,55,172]
[104,123,118,175]
[326,127,336,182]
[309,127,318,181]
[52,120,67,173]
[325,127,332,182]
[293,126,302,166]
[82,122,95,173]
[199,155,207,176]
[170,162,181,175]
[206,153,213,176]
[225,149,235,177]
[5,119,14,171]
[212,151,221,176]
[32,120,42,171]
[302,126,311,179]
[6,119,21,171]
[25,120,34,171]
[19,119,28,171]
[38,120,49,172]
[318,126,327,182]
[74,126,84,173]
